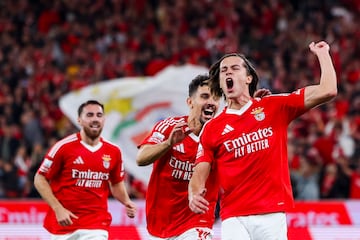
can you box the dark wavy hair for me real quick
[208,53,259,99]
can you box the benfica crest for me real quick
[102,154,111,169]
[251,107,265,121]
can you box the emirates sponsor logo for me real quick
[223,127,273,158]
[169,156,194,181]
[287,212,341,227]
[72,169,109,188]
[72,169,109,180]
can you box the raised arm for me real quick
[188,162,211,214]
[136,122,190,166]
[304,41,338,109]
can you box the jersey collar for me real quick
[225,99,253,116]
[80,140,103,152]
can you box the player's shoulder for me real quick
[54,133,79,147]
[47,133,79,156]
[101,138,121,152]
[154,115,187,132]
[210,108,229,122]
[252,90,305,109]
[201,112,223,132]
[255,88,304,100]
[159,115,187,123]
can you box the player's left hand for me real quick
[168,122,191,146]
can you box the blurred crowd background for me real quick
[0,0,359,201]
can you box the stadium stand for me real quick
[0,0,359,202]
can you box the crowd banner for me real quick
[1,200,360,239]
[59,64,210,186]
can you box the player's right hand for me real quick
[54,206,78,226]
[125,201,137,218]
[189,188,209,214]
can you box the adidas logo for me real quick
[73,156,84,164]
[221,124,234,135]
[173,143,185,153]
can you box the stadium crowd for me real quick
[0,0,359,200]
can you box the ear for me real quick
[246,75,253,84]
[186,97,192,108]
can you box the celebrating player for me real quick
[189,41,337,239]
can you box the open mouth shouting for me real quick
[226,78,234,90]
[202,105,217,122]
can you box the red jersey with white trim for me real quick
[139,116,218,238]
[37,132,124,234]
[196,89,307,221]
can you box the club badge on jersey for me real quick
[251,107,265,121]
[102,155,111,169]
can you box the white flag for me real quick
[59,64,209,185]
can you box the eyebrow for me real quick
[220,64,242,69]
[85,111,103,115]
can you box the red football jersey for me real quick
[139,116,218,238]
[37,132,124,234]
[197,89,306,221]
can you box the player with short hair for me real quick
[34,100,136,240]
[136,74,221,239]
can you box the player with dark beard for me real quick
[34,100,136,240]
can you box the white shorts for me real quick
[149,227,213,240]
[50,229,108,240]
[221,212,287,240]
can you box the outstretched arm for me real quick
[188,162,211,214]
[304,41,337,109]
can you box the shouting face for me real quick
[188,84,220,126]
[219,56,253,100]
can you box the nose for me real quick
[207,96,219,107]
[225,69,233,75]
